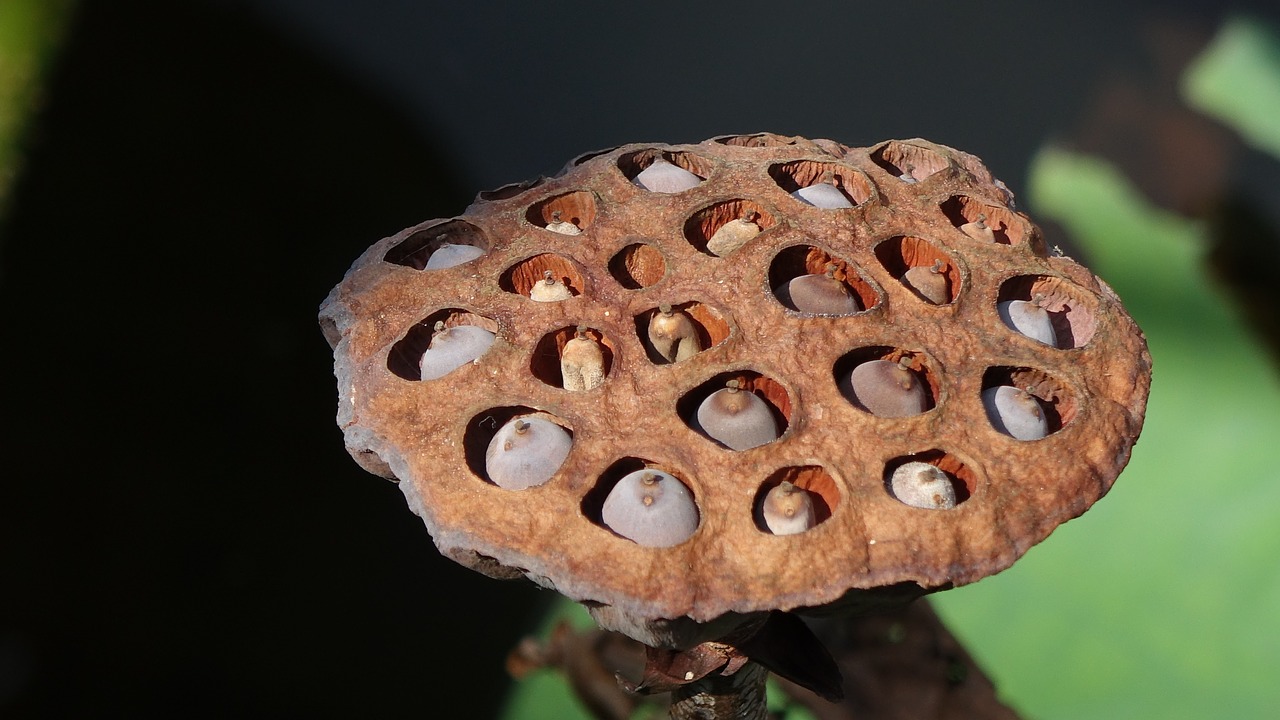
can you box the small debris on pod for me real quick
[484,416,573,490]
[792,172,853,209]
[845,358,929,417]
[998,295,1058,346]
[695,379,780,450]
[419,322,496,380]
[530,270,574,302]
[544,211,582,236]
[601,470,699,547]
[762,481,816,535]
[898,163,918,184]
[561,326,605,391]
[959,213,996,242]
[777,264,861,315]
[982,386,1049,440]
[633,157,702,193]
[707,210,761,256]
[889,462,957,510]
[902,259,950,305]
[647,304,702,362]
[424,240,485,270]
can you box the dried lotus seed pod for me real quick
[960,213,995,242]
[706,211,761,257]
[902,259,950,305]
[845,358,928,417]
[791,173,853,209]
[761,481,816,535]
[419,322,496,380]
[998,296,1058,346]
[530,270,574,302]
[544,211,581,235]
[776,264,861,315]
[633,157,702,193]
[647,304,702,362]
[889,462,957,510]
[484,416,573,490]
[561,326,605,391]
[695,379,780,450]
[982,386,1049,440]
[424,242,485,270]
[601,470,699,547]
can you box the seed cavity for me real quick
[982,385,1049,440]
[844,358,929,418]
[761,481,816,535]
[419,321,496,380]
[484,416,573,490]
[889,462,957,510]
[694,379,781,450]
[601,470,699,547]
[561,326,605,391]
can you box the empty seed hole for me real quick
[884,450,975,508]
[769,245,879,315]
[683,200,776,256]
[530,326,615,390]
[753,465,840,533]
[618,149,711,191]
[870,140,950,183]
[677,371,791,450]
[609,241,667,289]
[997,275,1098,348]
[768,161,873,207]
[636,301,730,364]
[500,253,585,299]
[713,133,798,148]
[835,347,939,417]
[463,406,574,488]
[387,308,499,381]
[940,196,1040,251]
[383,219,490,270]
[982,367,1077,437]
[582,458,701,547]
[873,236,962,305]
[526,191,598,233]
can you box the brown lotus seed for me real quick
[561,326,605,391]
[889,462,957,510]
[901,259,950,305]
[647,304,702,362]
[706,210,761,257]
[960,213,995,242]
[761,481,816,535]
[530,270,574,302]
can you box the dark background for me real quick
[2,0,1277,716]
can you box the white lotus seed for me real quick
[706,211,761,256]
[844,358,928,417]
[695,379,780,450]
[424,241,485,270]
[647,304,702,362]
[889,462,957,510]
[959,213,996,242]
[898,163,918,183]
[561,326,604,391]
[775,264,861,315]
[545,211,581,235]
[901,259,950,305]
[791,174,853,209]
[601,470,699,547]
[761,481,816,535]
[530,270,574,302]
[982,386,1049,440]
[484,416,573,490]
[998,296,1058,346]
[633,157,702,193]
[419,322,496,380]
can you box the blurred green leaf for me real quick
[1182,15,1280,159]
[931,147,1280,719]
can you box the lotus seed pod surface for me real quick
[982,386,1049,440]
[419,325,496,380]
[902,264,950,304]
[602,470,699,547]
[484,417,573,490]
[695,386,780,450]
[424,243,486,270]
[779,273,861,315]
[634,158,702,193]
[762,482,816,535]
[846,360,928,417]
[998,300,1058,346]
[890,462,957,510]
[792,182,853,209]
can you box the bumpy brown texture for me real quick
[320,134,1151,646]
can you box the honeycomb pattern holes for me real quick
[883,450,975,506]
[981,366,1077,435]
[939,195,1033,249]
[998,275,1098,348]
[677,370,792,449]
[834,347,940,415]
[768,161,873,206]
[500,253,585,298]
[873,236,962,305]
[752,465,840,532]
[463,407,573,486]
[387,309,499,381]
[530,326,615,389]
[383,219,489,270]
[609,242,667,289]
[769,245,881,314]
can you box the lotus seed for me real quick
[561,326,605,391]
[959,213,995,242]
[633,157,702,193]
[761,481,816,535]
[530,270,574,302]
[545,210,582,235]
[706,210,761,256]
[889,462,957,510]
[844,358,928,417]
[792,172,853,209]
[601,470,699,547]
[424,241,485,270]
[982,385,1049,440]
[998,295,1058,346]
[776,264,862,315]
[695,379,780,450]
[484,416,573,490]
[898,163,918,183]
[647,304,702,362]
[901,259,950,304]
[419,322,496,380]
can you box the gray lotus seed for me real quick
[419,323,496,380]
[484,416,573,490]
[791,173,853,209]
[998,296,1058,346]
[761,481,816,535]
[633,157,702,193]
[982,386,1049,440]
[694,379,780,450]
[775,265,861,315]
[901,259,950,305]
[601,470,699,547]
[844,358,928,417]
[889,462,957,510]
